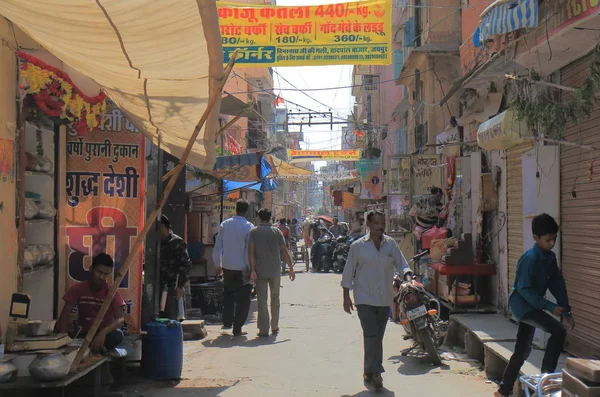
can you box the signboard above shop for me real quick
[217,0,393,67]
[477,110,532,151]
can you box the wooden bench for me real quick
[0,355,109,397]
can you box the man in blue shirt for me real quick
[495,213,574,397]
[213,199,254,337]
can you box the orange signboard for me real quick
[65,103,145,334]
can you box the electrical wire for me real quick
[274,68,350,119]
[228,69,431,95]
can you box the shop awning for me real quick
[210,153,271,182]
[477,109,532,150]
[220,94,257,118]
[474,0,538,46]
[265,155,313,177]
[0,0,223,170]
[223,178,278,194]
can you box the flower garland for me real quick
[17,51,107,136]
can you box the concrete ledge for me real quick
[451,313,518,343]
[450,313,570,397]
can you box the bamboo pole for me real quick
[70,53,238,372]
[505,74,600,99]
[161,166,178,182]
[215,110,245,137]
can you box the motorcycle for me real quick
[311,234,335,272]
[394,250,448,365]
[332,233,364,273]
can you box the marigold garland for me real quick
[17,51,107,136]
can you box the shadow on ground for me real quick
[341,387,396,397]
[389,352,451,376]
[119,375,248,397]
[201,332,290,348]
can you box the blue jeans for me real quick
[104,329,125,350]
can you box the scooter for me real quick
[394,250,448,365]
[312,234,335,272]
[332,233,364,273]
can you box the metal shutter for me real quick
[560,53,600,358]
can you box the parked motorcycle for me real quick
[311,234,335,272]
[332,233,364,273]
[394,250,448,365]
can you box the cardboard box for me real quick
[448,294,480,305]
[566,359,600,383]
[563,369,600,397]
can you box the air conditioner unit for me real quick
[363,75,378,91]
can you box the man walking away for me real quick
[277,218,292,272]
[159,215,192,320]
[341,210,409,391]
[494,213,574,397]
[213,199,254,336]
[249,208,295,337]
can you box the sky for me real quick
[274,0,355,171]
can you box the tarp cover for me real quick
[266,154,313,177]
[0,0,224,170]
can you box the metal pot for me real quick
[28,352,69,381]
[0,356,18,383]
[24,320,56,337]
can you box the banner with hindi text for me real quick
[287,149,360,163]
[64,102,145,334]
[218,0,392,66]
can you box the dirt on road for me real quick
[122,273,496,397]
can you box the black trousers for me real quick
[222,269,252,333]
[498,310,566,396]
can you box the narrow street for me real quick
[127,273,496,397]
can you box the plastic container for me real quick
[142,319,183,380]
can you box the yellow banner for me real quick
[217,0,392,67]
[287,149,361,163]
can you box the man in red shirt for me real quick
[56,253,126,353]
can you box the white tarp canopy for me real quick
[0,0,223,170]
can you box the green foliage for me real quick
[510,44,600,139]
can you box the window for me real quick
[415,121,427,152]
[393,49,404,80]
[414,0,422,47]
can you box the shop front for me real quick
[559,51,600,358]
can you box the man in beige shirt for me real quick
[249,208,295,337]
[341,210,409,391]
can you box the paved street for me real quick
[128,273,496,397]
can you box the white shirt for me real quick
[212,215,254,271]
[341,234,409,307]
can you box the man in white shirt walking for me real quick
[213,199,254,336]
[341,210,409,390]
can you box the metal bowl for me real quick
[25,320,57,337]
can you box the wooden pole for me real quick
[70,53,238,372]
[215,110,245,137]
[505,74,600,99]
[161,166,178,183]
